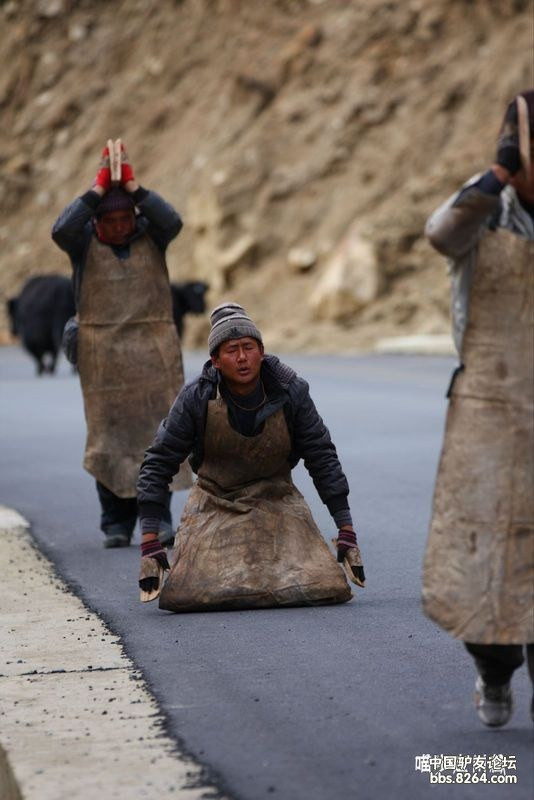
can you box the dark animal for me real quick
[170,281,208,338]
[7,277,207,375]
[7,274,75,375]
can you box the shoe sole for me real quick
[103,536,131,548]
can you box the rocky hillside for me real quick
[0,0,531,351]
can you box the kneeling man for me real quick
[137,303,365,611]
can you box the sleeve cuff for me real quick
[140,516,161,534]
[138,501,167,520]
[80,190,101,210]
[326,494,353,528]
[131,186,149,204]
[332,508,353,528]
[466,169,505,197]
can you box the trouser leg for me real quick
[464,642,525,686]
[96,481,137,537]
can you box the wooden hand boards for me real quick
[107,138,122,184]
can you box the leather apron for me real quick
[159,393,351,612]
[423,229,534,643]
[77,235,192,497]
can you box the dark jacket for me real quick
[137,355,350,521]
[51,187,182,306]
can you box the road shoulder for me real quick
[0,505,221,800]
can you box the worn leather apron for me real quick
[423,229,534,643]
[159,393,351,612]
[78,235,192,497]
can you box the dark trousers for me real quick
[96,481,172,536]
[465,642,534,686]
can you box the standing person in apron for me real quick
[52,142,191,548]
[423,90,534,727]
[137,303,365,612]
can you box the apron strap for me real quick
[446,363,465,399]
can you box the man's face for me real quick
[211,337,264,394]
[95,210,136,245]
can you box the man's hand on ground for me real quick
[335,527,366,587]
[336,527,357,560]
[139,534,170,594]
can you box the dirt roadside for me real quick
[0,1,531,352]
[0,505,224,800]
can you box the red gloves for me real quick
[120,144,135,185]
[92,142,135,191]
[92,145,111,192]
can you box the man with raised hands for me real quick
[423,90,534,728]
[52,142,191,549]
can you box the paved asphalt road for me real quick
[1,346,532,800]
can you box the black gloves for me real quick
[496,138,521,175]
[139,537,170,598]
[495,96,522,175]
[336,528,358,561]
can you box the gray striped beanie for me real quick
[208,302,263,355]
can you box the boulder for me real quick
[37,0,65,18]
[309,224,383,321]
[287,247,317,272]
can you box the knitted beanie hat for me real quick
[95,187,136,219]
[208,302,263,355]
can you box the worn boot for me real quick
[103,523,131,548]
[474,676,513,727]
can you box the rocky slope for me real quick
[0,0,531,351]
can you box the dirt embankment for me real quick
[0,0,531,351]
